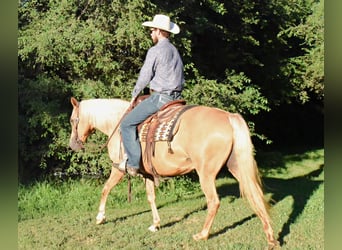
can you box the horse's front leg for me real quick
[145,178,160,232]
[96,167,125,224]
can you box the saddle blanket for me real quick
[138,105,189,142]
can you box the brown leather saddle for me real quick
[127,95,196,184]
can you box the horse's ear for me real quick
[70,97,79,108]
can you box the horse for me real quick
[68,96,278,249]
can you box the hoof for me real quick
[96,217,106,225]
[96,213,106,225]
[148,225,160,232]
[192,232,209,241]
[267,240,280,250]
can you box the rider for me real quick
[119,14,185,176]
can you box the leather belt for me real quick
[150,89,180,95]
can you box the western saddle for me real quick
[125,95,196,185]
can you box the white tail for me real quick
[227,113,277,247]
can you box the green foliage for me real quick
[66,133,113,177]
[19,0,145,85]
[18,178,102,221]
[18,75,72,180]
[183,69,269,115]
[158,175,201,201]
[17,175,199,222]
[278,0,324,103]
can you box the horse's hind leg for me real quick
[96,167,125,224]
[193,172,220,241]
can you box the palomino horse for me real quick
[68,97,278,248]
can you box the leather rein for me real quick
[99,99,135,152]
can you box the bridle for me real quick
[70,109,85,149]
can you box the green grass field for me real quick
[18,148,324,249]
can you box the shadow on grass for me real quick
[105,208,152,224]
[161,204,207,229]
[214,164,324,245]
[209,214,256,239]
[255,147,323,174]
[264,164,324,245]
[104,192,206,226]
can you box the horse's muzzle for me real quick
[69,138,84,151]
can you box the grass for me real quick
[18,148,324,249]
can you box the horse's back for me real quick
[178,105,232,135]
[149,105,234,176]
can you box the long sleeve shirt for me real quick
[132,38,185,98]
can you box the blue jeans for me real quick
[120,92,181,168]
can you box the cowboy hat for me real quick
[142,14,180,34]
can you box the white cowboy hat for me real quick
[142,14,180,34]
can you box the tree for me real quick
[279,0,324,103]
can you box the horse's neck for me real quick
[83,99,129,136]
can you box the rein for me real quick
[99,98,136,151]
[98,116,123,152]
